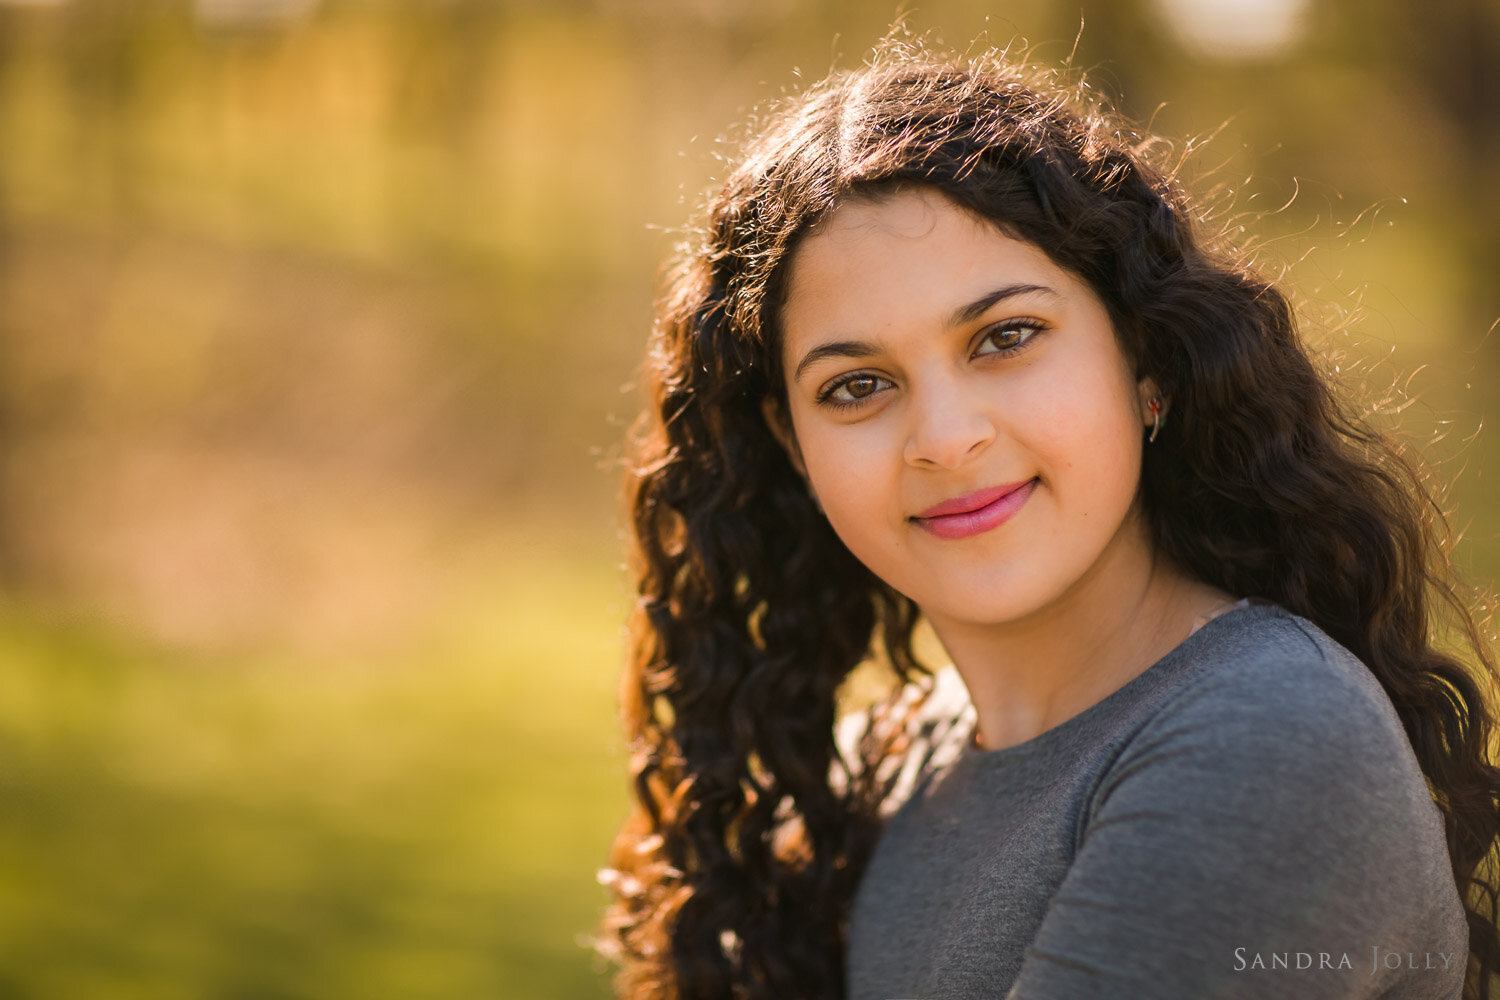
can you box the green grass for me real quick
[0,529,629,1000]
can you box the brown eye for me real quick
[991,329,1025,349]
[821,372,893,407]
[975,321,1043,356]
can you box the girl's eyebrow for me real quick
[792,339,882,383]
[791,282,1058,383]
[947,282,1057,327]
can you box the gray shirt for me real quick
[845,603,1469,999]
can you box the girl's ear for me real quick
[1136,377,1168,426]
[760,396,808,478]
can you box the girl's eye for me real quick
[974,320,1044,356]
[818,373,892,408]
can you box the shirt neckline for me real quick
[958,600,1273,764]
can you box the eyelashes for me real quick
[814,318,1047,411]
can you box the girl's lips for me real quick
[912,479,1037,539]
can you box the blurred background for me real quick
[0,0,1495,997]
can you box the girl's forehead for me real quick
[813,189,946,238]
[784,189,1063,310]
[806,187,977,243]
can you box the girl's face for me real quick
[775,187,1159,631]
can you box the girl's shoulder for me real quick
[1079,603,1466,952]
[1145,601,1410,754]
[1097,602,1444,844]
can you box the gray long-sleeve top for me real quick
[846,603,1469,999]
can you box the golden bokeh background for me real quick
[0,1,1496,997]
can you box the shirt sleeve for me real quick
[1004,644,1466,1000]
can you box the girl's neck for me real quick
[930,538,1234,753]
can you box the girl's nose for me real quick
[903,385,997,469]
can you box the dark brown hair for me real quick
[599,39,1500,1000]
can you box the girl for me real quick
[599,40,1500,1000]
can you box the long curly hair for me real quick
[598,40,1500,1000]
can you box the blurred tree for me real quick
[1391,0,1500,341]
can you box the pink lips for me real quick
[913,479,1037,540]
